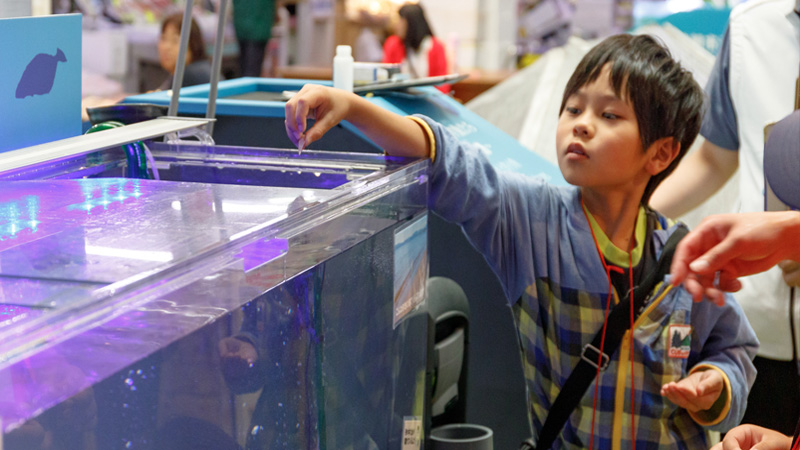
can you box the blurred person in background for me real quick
[233,0,277,77]
[158,13,213,89]
[382,2,451,92]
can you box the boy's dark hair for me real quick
[398,3,434,52]
[559,34,705,204]
[161,13,208,62]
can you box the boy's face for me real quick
[556,65,653,195]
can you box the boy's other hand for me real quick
[660,369,724,412]
[709,424,792,450]
[284,84,352,151]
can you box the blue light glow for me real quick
[0,195,40,240]
[68,178,141,214]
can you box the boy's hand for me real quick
[660,369,724,412]
[284,84,353,151]
[709,424,792,450]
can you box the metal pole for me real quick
[168,0,195,117]
[205,0,230,136]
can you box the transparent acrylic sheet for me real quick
[0,144,428,375]
[0,179,334,284]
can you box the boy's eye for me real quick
[602,112,618,120]
[566,107,580,115]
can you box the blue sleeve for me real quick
[418,115,551,303]
[688,289,758,431]
[700,29,740,151]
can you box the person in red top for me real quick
[382,3,451,93]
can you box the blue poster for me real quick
[0,14,81,152]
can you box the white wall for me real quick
[0,0,31,18]
[477,0,518,70]
[422,0,517,72]
[421,0,479,70]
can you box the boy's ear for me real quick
[646,137,680,175]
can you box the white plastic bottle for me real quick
[333,45,354,92]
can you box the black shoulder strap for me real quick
[532,224,688,450]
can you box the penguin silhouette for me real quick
[15,48,67,99]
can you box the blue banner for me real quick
[0,14,82,152]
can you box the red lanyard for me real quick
[582,200,637,450]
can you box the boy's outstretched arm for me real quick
[284,84,430,158]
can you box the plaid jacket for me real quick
[419,115,759,449]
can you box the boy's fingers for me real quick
[293,96,311,136]
[284,120,299,147]
[284,100,299,134]
[304,113,339,148]
[695,372,723,395]
[665,389,693,409]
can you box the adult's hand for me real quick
[709,424,792,450]
[779,260,800,287]
[670,211,800,303]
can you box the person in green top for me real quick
[233,0,276,77]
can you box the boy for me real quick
[284,34,758,449]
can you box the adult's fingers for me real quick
[683,277,708,303]
[779,260,800,287]
[671,231,706,285]
[684,276,729,305]
[687,234,741,275]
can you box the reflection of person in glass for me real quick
[219,271,319,449]
[3,349,98,450]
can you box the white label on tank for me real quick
[402,416,422,450]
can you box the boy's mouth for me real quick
[566,143,587,157]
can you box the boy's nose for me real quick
[573,122,592,137]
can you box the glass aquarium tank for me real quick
[0,122,430,450]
